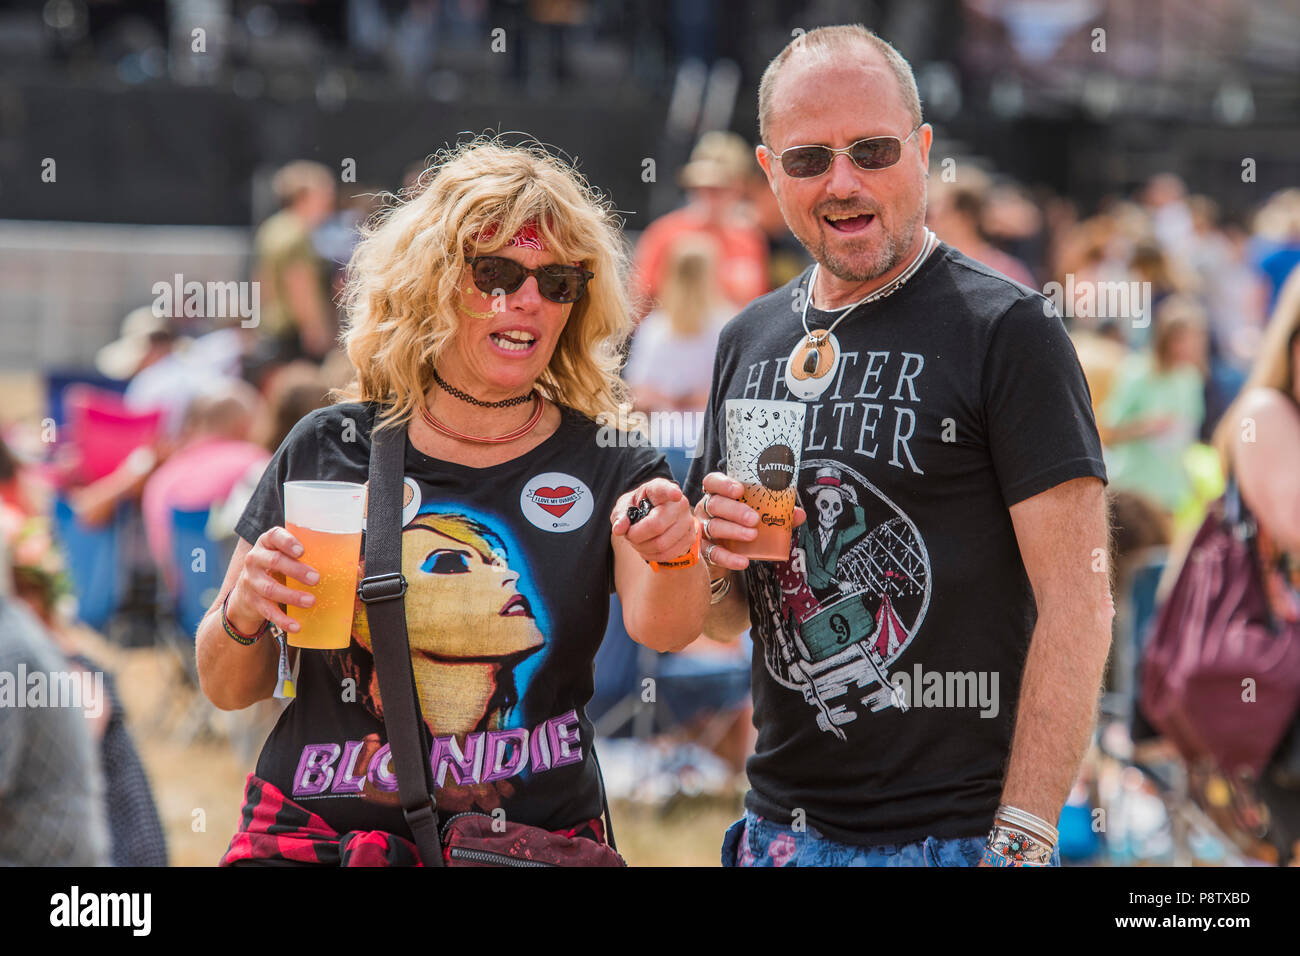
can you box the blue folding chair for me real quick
[169,507,228,642]
[52,493,129,633]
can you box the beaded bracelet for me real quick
[221,593,271,646]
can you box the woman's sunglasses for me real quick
[466,256,594,304]
[769,125,922,179]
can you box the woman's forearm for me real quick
[616,545,710,652]
[196,597,281,710]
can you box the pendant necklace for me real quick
[784,228,938,401]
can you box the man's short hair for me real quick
[757,24,923,146]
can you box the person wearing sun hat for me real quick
[633,131,769,314]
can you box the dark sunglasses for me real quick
[770,125,922,179]
[466,256,594,304]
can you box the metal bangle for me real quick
[985,824,1053,866]
[995,805,1059,846]
[709,574,732,605]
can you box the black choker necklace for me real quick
[433,368,535,409]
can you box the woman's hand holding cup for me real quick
[227,526,321,636]
[696,471,806,572]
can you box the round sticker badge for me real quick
[520,472,594,532]
[360,477,422,530]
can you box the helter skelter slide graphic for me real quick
[753,458,932,740]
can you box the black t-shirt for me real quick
[236,401,669,839]
[684,244,1107,846]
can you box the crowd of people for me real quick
[3,22,1300,866]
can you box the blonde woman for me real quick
[624,234,733,417]
[197,139,711,865]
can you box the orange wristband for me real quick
[649,517,702,572]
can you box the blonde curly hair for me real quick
[336,136,632,431]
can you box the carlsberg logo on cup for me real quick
[723,399,806,560]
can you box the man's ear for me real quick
[755,144,778,194]
[916,123,933,174]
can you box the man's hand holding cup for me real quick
[697,471,807,572]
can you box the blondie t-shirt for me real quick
[685,244,1107,846]
[236,402,669,839]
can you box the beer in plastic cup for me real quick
[721,399,806,561]
[283,480,365,649]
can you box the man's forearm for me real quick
[998,603,1111,827]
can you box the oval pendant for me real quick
[785,331,840,401]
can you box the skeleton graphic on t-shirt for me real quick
[753,458,932,740]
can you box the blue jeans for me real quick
[721,810,1061,867]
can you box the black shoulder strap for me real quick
[359,422,444,866]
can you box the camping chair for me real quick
[161,507,228,745]
[52,493,130,634]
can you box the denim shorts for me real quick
[721,809,1061,867]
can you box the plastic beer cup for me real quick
[721,399,806,561]
[283,480,365,649]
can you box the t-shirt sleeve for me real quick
[233,410,323,546]
[981,296,1108,508]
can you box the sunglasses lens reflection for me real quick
[471,258,588,303]
[472,258,525,295]
[851,138,901,170]
[781,137,904,177]
[783,147,832,178]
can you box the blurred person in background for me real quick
[207,363,332,545]
[1211,267,1300,864]
[141,380,268,598]
[0,537,111,866]
[1101,295,1208,517]
[633,131,768,315]
[1128,239,1188,348]
[624,235,731,423]
[928,167,1036,287]
[1140,173,1194,259]
[251,161,338,366]
[0,435,36,518]
[983,182,1048,282]
[0,512,168,866]
[1252,189,1300,311]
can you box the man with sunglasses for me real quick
[684,25,1112,867]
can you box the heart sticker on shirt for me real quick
[532,486,578,517]
[521,472,593,532]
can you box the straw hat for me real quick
[678,131,755,190]
[95,307,173,380]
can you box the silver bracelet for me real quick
[985,823,1054,866]
[995,805,1059,846]
[709,574,732,605]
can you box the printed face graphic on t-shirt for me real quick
[351,510,544,738]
